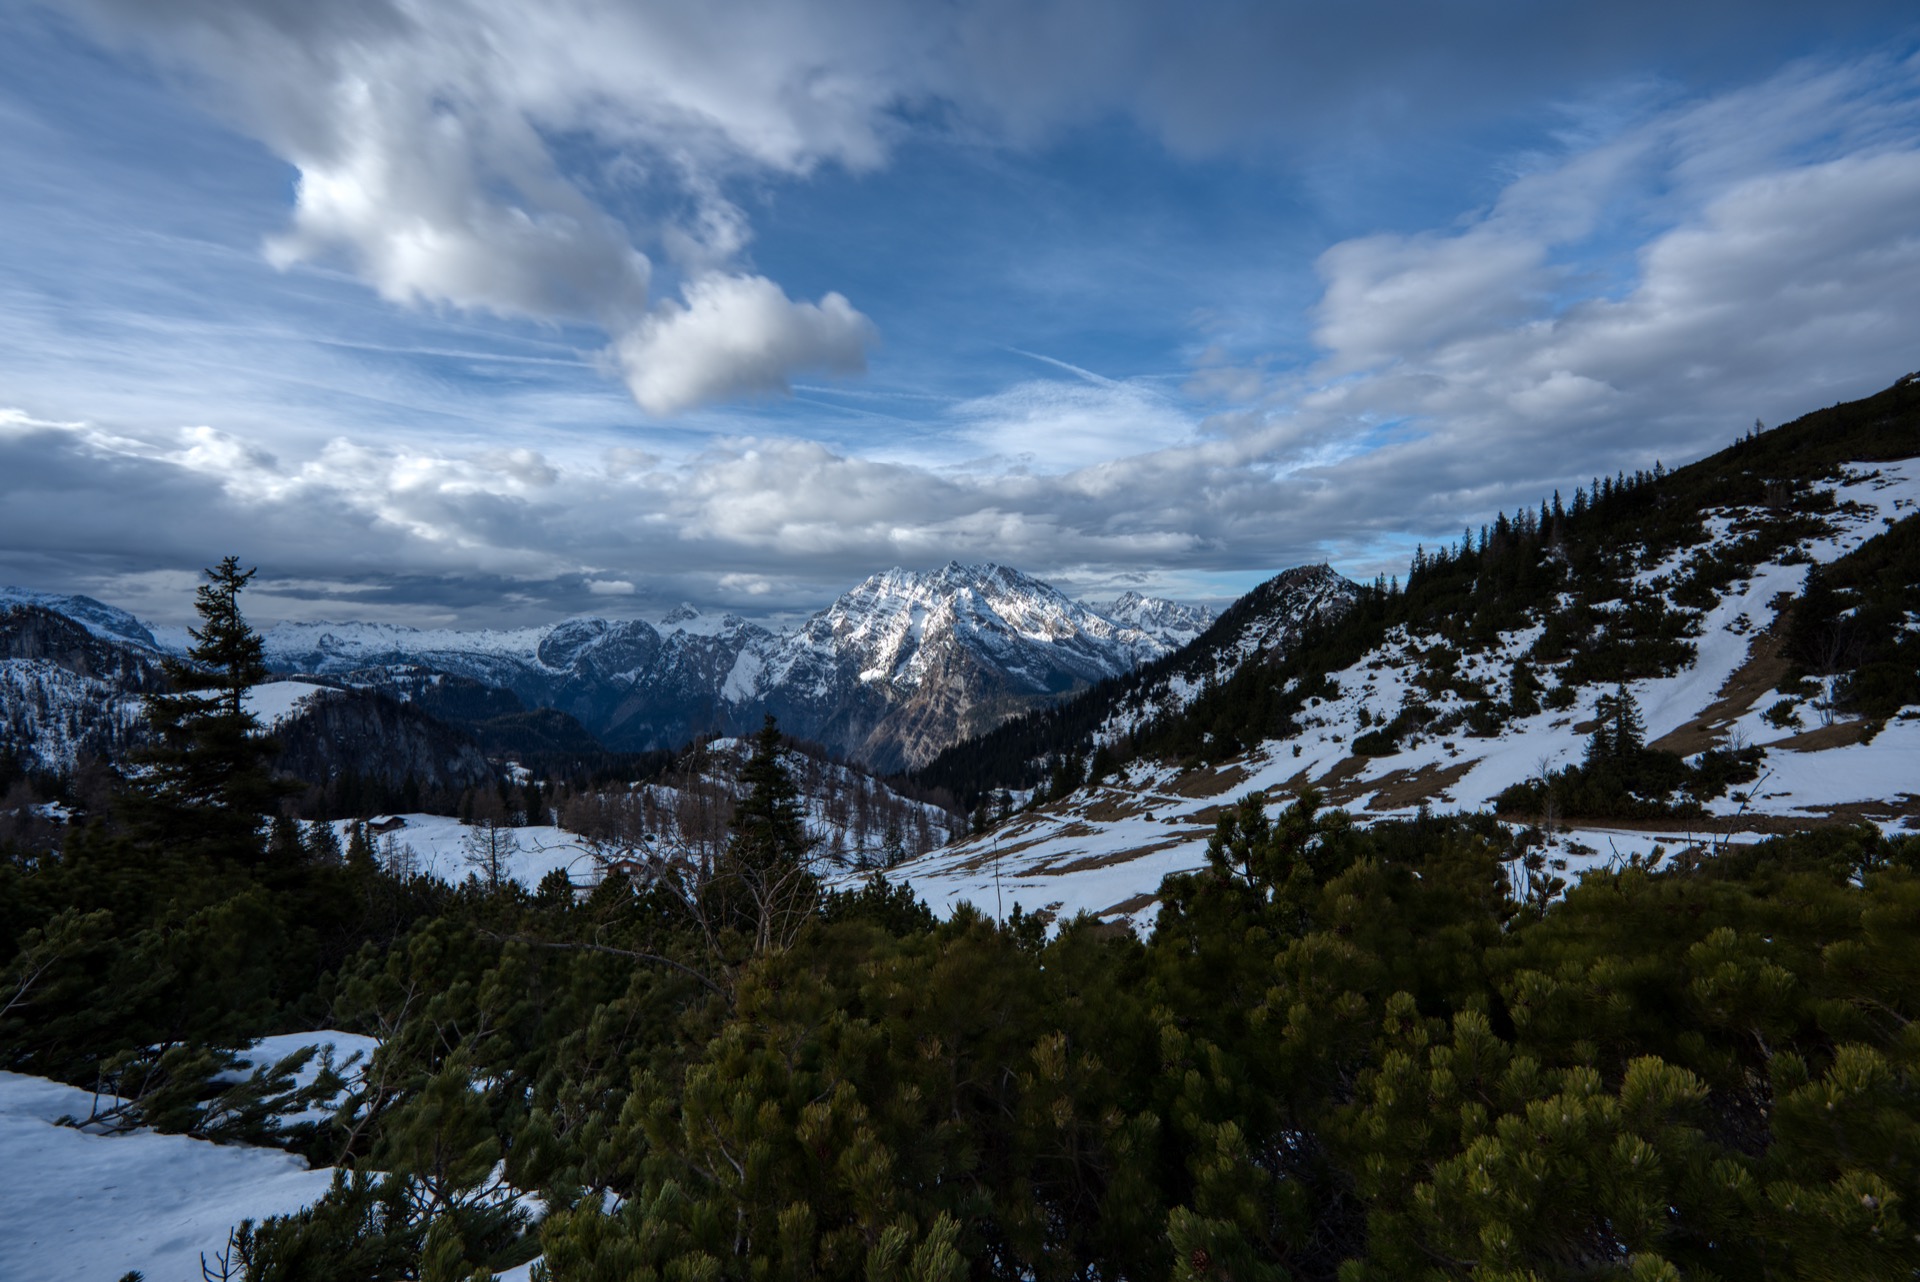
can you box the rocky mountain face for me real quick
[1096,563,1360,740]
[269,685,495,796]
[2,563,1218,779]
[0,603,165,775]
[909,563,1361,802]
[252,563,1215,769]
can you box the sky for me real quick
[2,0,1918,629]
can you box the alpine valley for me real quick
[5,375,1920,1282]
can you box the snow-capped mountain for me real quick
[744,563,1198,769]
[1095,564,1360,742]
[248,563,1214,768]
[1,563,1214,774]
[1096,590,1215,649]
[0,587,164,652]
[0,602,165,775]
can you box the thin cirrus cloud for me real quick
[1,3,1919,624]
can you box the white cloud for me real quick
[587,579,635,596]
[68,0,1912,423]
[613,274,875,416]
[947,375,1196,472]
[66,0,903,414]
[1314,229,1549,372]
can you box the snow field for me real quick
[244,678,338,728]
[334,813,603,888]
[0,1029,548,1281]
[0,1069,338,1282]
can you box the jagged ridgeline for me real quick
[913,372,1920,806]
[909,564,1358,803]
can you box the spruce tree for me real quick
[712,717,816,955]
[131,557,292,867]
[728,717,809,874]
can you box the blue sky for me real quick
[2,0,1919,626]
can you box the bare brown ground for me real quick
[1650,630,1791,755]
[1098,890,1161,920]
[1163,760,1255,798]
[1807,795,1920,826]
[942,819,1097,872]
[1179,803,1234,828]
[1035,837,1193,876]
[1311,755,1371,802]
[1765,719,1878,752]
[1493,810,1880,836]
[1077,788,1154,823]
[1363,759,1477,812]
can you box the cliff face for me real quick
[0,604,164,774]
[268,687,494,792]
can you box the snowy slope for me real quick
[1096,563,1359,742]
[0,602,164,774]
[882,462,1920,933]
[0,586,163,651]
[0,658,149,774]
[0,1070,338,1282]
[244,678,339,728]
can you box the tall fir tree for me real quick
[708,716,817,956]
[726,716,810,876]
[131,556,291,867]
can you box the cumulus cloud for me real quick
[614,274,875,415]
[65,0,894,414]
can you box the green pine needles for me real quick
[133,555,292,867]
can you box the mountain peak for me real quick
[0,586,161,651]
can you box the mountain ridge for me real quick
[884,373,1920,931]
[1,563,1219,773]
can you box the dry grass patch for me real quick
[1098,890,1161,921]
[1163,760,1254,799]
[1763,718,1878,752]
[943,821,1096,871]
[1363,759,1477,812]
[1806,795,1920,825]
[1496,812,1866,837]
[1036,838,1190,876]
[1077,788,1154,823]
[1312,756,1375,807]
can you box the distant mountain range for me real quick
[2,562,1221,775]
